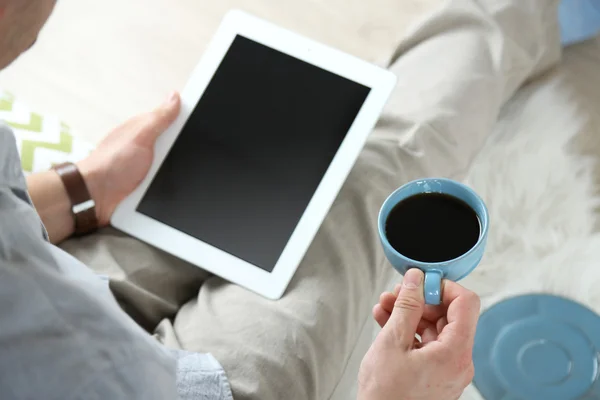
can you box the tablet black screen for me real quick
[137,35,371,272]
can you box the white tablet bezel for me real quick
[111,10,396,299]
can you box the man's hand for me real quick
[78,91,181,226]
[27,92,180,243]
[358,269,480,400]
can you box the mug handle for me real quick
[424,269,443,305]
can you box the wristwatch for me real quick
[52,162,99,235]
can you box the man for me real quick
[0,0,560,399]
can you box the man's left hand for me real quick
[78,92,181,226]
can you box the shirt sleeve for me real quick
[0,123,234,400]
[0,124,179,400]
[170,350,234,400]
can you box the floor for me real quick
[0,0,438,143]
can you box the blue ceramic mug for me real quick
[378,178,489,305]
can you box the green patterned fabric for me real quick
[0,90,94,174]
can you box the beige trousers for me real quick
[61,1,561,398]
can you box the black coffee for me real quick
[385,193,480,263]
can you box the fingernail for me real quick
[403,269,423,289]
[166,91,178,105]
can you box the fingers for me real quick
[433,281,480,352]
[436,316,448,333]
[154,91,181,129]
[373,285,400,328]
[419,280,454,322]
[138,91,181,145]
[377,291,447,342]
[372,304,391,328]
[379,291,396,314]
[419,322,438,344]
[376,276,478,352]
[420,280,476,322]
[380,284,448,326]
[384,269,425,349]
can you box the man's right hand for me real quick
[358,269,480,400]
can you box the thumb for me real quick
[384,268,425,349]
[139,91,181,143]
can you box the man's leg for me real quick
[163,1,562,399]
[61,228,211,332]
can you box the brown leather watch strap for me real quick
[53,162,99,235]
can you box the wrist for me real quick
[27,170,75,243]
[76,159,109,227]
[50,161,100,236]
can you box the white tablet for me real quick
[111,10,396,299]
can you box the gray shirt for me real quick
[0,123,232,400]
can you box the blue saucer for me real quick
[559,0,600,46]
[473,294,600,400]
